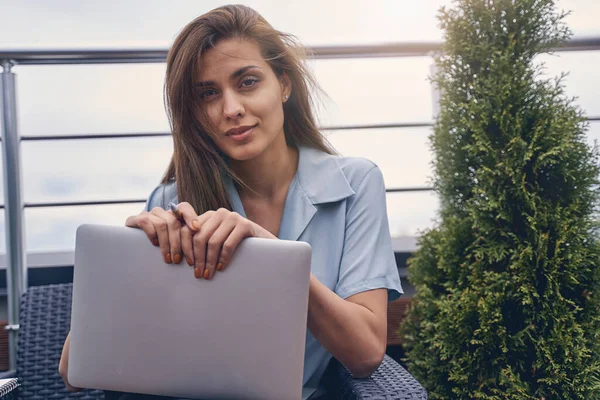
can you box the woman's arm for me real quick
[306,166,399,378]
[307,277,388,378]
[58,332,83,392]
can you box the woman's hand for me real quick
[58,332,82,392]
[125,202,200,265]
[125,203,274,278]
[190,208,276,280]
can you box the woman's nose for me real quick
[222,90,245,119]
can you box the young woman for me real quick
[59,4,402,399]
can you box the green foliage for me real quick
[401,0,600,398]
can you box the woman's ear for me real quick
[279,73,292,102]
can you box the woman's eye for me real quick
[200,89,217,99]
[241,78,259,88]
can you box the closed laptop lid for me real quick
[69,224,311,400]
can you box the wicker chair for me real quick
[0,283,427,399]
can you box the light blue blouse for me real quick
[143,145,403,394]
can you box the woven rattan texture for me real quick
[17,284,104,400]
[323,355,427,400]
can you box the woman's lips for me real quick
[227,125,256,142]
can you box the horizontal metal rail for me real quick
[386,187,434,193]
[18,122,436,141]
[0,187,438,210]
[0,43,439,65]
[21,132,171,141]
[22,199,147,208]
[14,116,600,141]
[1,37,599,65]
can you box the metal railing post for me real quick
[1,60,27,371]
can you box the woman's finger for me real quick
[125,213,140,228]
[219,220,254,271]
[151,207,183,264]
[125,212,159,246]
[192,210,224,279]
[174,202,201,232]
[204,216,237,278]
[181,225,194,266]
[145,211,171,263]
[193,210,217,231]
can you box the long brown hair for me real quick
[162,4,334,213]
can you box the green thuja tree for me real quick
[401,0,600,398]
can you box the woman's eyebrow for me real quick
[195,65,261,87]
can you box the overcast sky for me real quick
[0,0,598,252]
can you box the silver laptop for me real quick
[68,224,312,400]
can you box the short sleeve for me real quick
[334,166,403,302]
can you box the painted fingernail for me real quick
[186,257,193,266]
[192,220,200,230]
[165,253,172,264]
[217,263,224,271]
[203,269,210,279]
[194,268,202,279]
[173,253,182,264]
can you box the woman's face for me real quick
[194,38,291,161]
